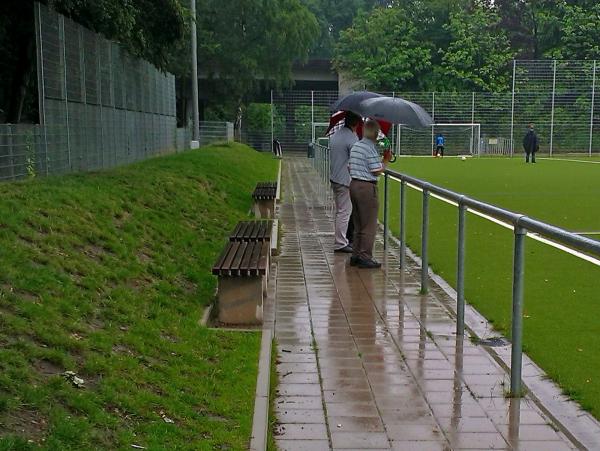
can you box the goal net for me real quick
[398,123,481,156]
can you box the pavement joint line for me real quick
[314,231,396,449]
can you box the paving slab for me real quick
[270,156,580,450]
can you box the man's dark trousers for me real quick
[526,150,536,163]
[350,179,379,261]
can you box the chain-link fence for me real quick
[248,60,600,157]
[199,121,234,146]
[27,2,179,180]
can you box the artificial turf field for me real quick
[383,156,600,417]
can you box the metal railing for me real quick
[312,142,600,396]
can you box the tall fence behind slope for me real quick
[24,2,178,180]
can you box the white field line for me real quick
[537,157,600,164]
[387,176,600,267]
[574,231,600,235]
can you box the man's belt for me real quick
[352,178,377,185]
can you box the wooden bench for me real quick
[212,240,270,325]
[230,220,273,242]
[252,182,277,219]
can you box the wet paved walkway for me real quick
[271,156,578,451]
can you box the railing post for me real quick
[400,180,407,270]
[456,201,467,336]
[589,60,596,157]
[510,60,516,157]
[383,173,389,250]
[421,188,430,293]
[550,60,557,157]
[510,224,526,397]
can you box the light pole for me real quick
[190,0,200,148]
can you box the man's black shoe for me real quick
[334,245,353,254]
[349,255,359,266]
[357,258,382,269]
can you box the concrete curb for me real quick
[249,328,273,451]
[383,229,600,450]
[199,304,213,327]
[276,160,282,202]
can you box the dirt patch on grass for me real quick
[160,333,178,343]
[33,359,63,377]
[83,245,107,261]
[0,408,48,445]
[112,344,135,356]
[129,275,156,292]
[175,276,197,296]
[137,249,152,264]
[1,284,39,303]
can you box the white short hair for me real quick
[363,119,380,140]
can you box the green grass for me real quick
[0,142,278,450]
[384,156,600,416]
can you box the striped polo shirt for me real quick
[349,138,382,182]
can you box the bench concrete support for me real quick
[254,199,275,219]
[217,276,264,325]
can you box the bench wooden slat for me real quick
[250,222,260,240]
[229,220,273,242]
[257,242,269,276]
[231,222,243,238]
[248,241,263,276]
[240,241,255,273]
[220,241,240,275]
[252,181,277,200]
[231,241,248,275]
[237,222,248,240]
[212,242,233,275]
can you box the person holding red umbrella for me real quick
[329,111,362,253]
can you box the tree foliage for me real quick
[196,0,318,98]
[333,0,600,92]
[47,0,188,70]
[334,6,432,90]
[440,3,514,91]
[554,3,600,59]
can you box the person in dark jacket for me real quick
[523,123,539,163]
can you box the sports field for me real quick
[383,156,600,417]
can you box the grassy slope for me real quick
[384,157,600,416]
[0,143,277,450]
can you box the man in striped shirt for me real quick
[349,119,391,269]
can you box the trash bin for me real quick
[307,142,314,158]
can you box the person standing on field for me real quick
[435,133,445,157]
[349,119,392,269]
[329,111,361,253]
[523,123,539,163]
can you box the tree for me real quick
[495,0,564,59]
[440,2,514,92]
[334,5,432,91]
[194,0,319,119]
[301,0,386,57]
[554,4,600,59]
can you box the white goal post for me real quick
[398,123,482,156]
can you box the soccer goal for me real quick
[398,123,481,156]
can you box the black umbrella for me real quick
[330,91,382,113]
[358,96,433,127]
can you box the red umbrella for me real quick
[324,111,392,139]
